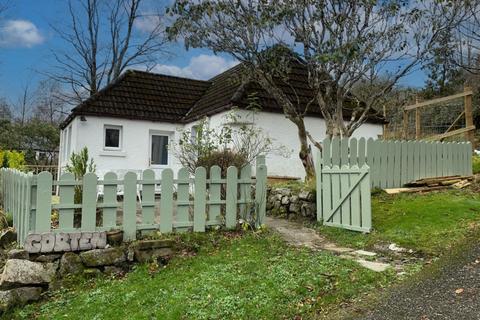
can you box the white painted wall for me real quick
[208,110,383,179]
[59,111,383,180]
[59,116,184,178]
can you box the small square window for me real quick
[104,125,122,149]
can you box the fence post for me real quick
[160,169,174,233]
[35,171,52,233]
[193,167,206,232]
[123,172,137,241]
[225,166,238,229]
[255,164,267,228]
[81,173,97,231]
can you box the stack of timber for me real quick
[385,175,473,194]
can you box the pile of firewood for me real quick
[385,175,473,194]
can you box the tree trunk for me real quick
[295,119,316,182]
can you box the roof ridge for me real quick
[128,69,211,84]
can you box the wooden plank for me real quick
[58,173,75,230]
[81,173,97,231]
[414,141,421,180]
[322,166,331,223]
[35,171,52,233]
[358,138,366,167]
[467,142,473,175]
[102,172,118,229]
[393,141,402,187]
[225,166,238,229]
[359,165,372,232]
[193,166,207,232]
[386,141,395,188]
[404,90,473,110]
[322,138,331,167]
[350,167,361,229]
[350,138,358,166]
[464,87,475,146]
[379,141,388,188]
[176,168,190,230]
[209,166,222,223]
[331,165,342,225]
[400,141,408,186]
[255,164,267,227]
[141,169,155,226]
[160,169,174,233]
[315,149,323,222]
[340,138,349,166]
[340,165,350,226]
[239,164,252,220]
[366,138,375,187]
[122,172,137,241]
[434,126,476,140]
[332,137,340,166]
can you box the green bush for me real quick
[0,150,25,170]
[65,147,96,204]
[197,150,247,177]
[473,155,480,174]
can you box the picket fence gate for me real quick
[320,137,472,189]
[0,160,267,246]
[319,164,372,233]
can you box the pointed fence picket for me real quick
[319,138,472,189]
[0,157,268,247]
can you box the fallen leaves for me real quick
[455,288,464,295]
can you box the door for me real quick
[149,132,171,180]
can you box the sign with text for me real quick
[24,232,107,253]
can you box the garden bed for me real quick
[8,230,395,320]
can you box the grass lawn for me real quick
[8,232,394,320]
[317,190,480,256]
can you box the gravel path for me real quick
[358,241,480,320]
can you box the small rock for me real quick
[356,259,390,272]
[0,230,17,248]
[0,259,55,289]
[290,195,299,203]
[80,247,126,267]
[300,203,316,217]
[35,254,62,263]
[281,196,290,205]
[288,202,301,213]
[103,266,124,276]
[7,249,29,260]
[298,190,311,201]
[83,268,102,278]
[354,250,377,257]
[59,252,84,277]
[388,243,406,252]
[0,287,42,312]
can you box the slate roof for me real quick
[61,64,386,129]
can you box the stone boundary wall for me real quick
[0,238,173,312]
[266,186,316,220]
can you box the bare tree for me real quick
[16,82,33,125]
[49,0,168,102]
[283,0,467,138]
[32,79,68,125]
[169,0,319,180]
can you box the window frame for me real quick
[149,131,171,167]
[103,125,123,151]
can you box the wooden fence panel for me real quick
[103,172,118,229]
[193,167,206,232]
[58,173,75,230]
[123,172,137,240]
[239,164,252,220]
[160,169,174,233]
[209,166,222,224]
[141,169,155,226]
[340,165,350,225]
[225,166,238,229]
[81,173,97,231]
[255,164,267,227]
[35,171,52,233]
[321,138,472,189]
[176,168,190,229]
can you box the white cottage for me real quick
[59,63,385,180]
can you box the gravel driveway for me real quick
[357,240,480,320]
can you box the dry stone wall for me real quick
[267,186,317,220]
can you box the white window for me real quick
[190,125,199,143]
[150,133,169,166]
[104,125,122,150]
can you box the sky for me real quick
[0,0,428,112]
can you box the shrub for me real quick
[197,150,247,177]
[473,155,480,174]
[0,150,26,170]
[65,147,96,204]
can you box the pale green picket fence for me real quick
[0,160,267,246]
[320,138,472,189]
